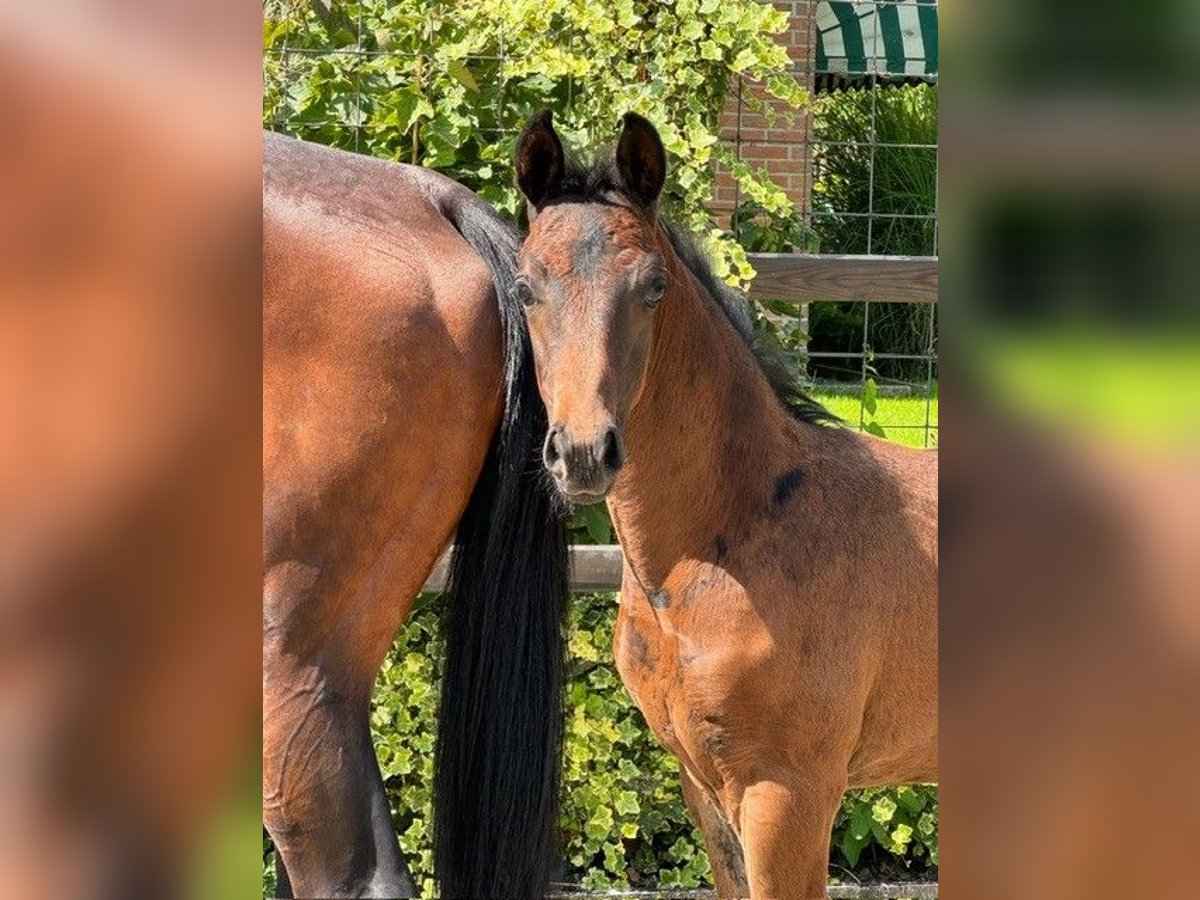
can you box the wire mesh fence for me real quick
[719,0,938,447]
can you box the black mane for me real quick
[553,152,840,427]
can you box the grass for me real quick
[812,389,939,449]
[978,331,1199,451]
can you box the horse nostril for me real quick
[543,425,566,468]
[601,426,625,474]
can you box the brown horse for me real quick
[512,111,938,899]
[263,132,568,898]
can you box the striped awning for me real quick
[815,0,938,78]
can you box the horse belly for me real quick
[847,684,938,786]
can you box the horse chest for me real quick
[613,589,761,788]
[613,606,672,725]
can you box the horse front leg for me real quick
[679,770,750,899]
[734,769,846,900]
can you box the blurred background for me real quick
[0,3,261,899]
[942,0,1200,897]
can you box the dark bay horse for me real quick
[263,132,568,898]
[512,112,938,899]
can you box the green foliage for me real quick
[732,200,820,255]
[807,83,938,382]
[811,84,938,257]
[263,830,275,896]
[860,376,889,439]
[263,0,809,284]
[834,786,938,873]
[571,502,614,545]
[370,593,441,897]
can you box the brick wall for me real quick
[712,0,816,227]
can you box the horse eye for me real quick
[645,275,667,309]
[514,277,536,307]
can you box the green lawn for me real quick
[979,332,1199,450]
[813,389,939,449]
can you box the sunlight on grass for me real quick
[979,332,1200,451]
[813,391,939,449]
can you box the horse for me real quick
[262,132,569,898]
[510,111,938,899]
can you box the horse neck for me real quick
[606,241,802,584]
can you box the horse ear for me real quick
[616,112,667,209]
[514,109,565,211]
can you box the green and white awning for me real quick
[815,0,938,78]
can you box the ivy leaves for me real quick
[573,502,614,544]
[263,0,808,285]
[836,785,938,871]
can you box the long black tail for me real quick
[433,192,570,899]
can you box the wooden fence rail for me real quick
[424,545,624,593]
[746,254,938,305]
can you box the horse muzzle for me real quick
[542,422,625,503]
